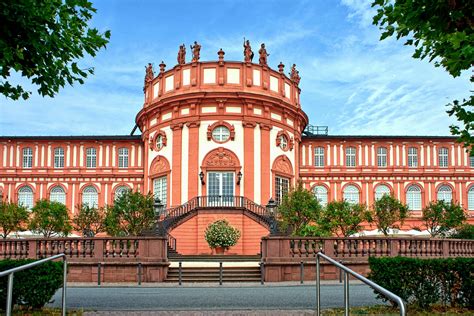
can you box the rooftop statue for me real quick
[290,63,301,86]
[243,38,254,63]
[258,43,269,66]
[177,44,186,65]
[144,63,154,90]
[190,41,201,62]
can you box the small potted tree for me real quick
[204,219,241,254]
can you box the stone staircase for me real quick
[165,255,262,283]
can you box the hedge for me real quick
[368,257,474,308]
[0,259,64,310]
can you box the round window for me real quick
[156,134,164,150]
[279,135,288,150]
[212,126,230,142]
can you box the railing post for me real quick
[27,239,37,259]
[138,263,142,285]
[300,261,304,284]
[260,261,264,285]
[344,271,349,316]
[442,239,450,257]
[6,273,13,316]
[323,239,335,257]
[179,261,182,286]
[62,258,67,316]
[316,254,320,315]
[219,261,223,285]
[97,263,101,286]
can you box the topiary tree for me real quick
[0,200,29,238]
[204,219,241,250]
[319,200,371,237]
[104,190,155,236]
[277,181,323,236]
[422,200,467,237]
[28,199,72,237]
[72,204,106,237]
[372,194,409,236]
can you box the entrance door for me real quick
[207,172,234,206]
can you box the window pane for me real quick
[375,184,390,200]
[438,148,448,167]
[22,148,33,168]
[54,147,64,168]
[437,185,452,203]
[377,147,387,167]
[82,186,98,207]
[314,147,325,167]
[118,148,129,168]
[86,148,97,168]
[468,187,474,210]
[50,186,66,204]
[406,185,421,210]
[153,176,167,206]
[408,147,418,167]
[114,185,130,201]
[275,176,289,204]
[212,126,230,142]
[313,185,328,206]
[345,147,356,167]
[343,185,359,204]
[18,186,34,209]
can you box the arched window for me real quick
[314,147,325,167]
[377,147,387,167]
[345,147,356,167]
[22,147,33,168]
[54,147,65,168]
[313,185,328,206]
[375,184,390,200]
[118,148,129,168]
[438,147,449,167]
[114,185,130,201]
[50,186,66,205]
[343,185,359,204]
[437,185,452,203]
[468,187,474,210]
[278,134,288,150]
[86,148,97,168]
[82,186,98,207]
[211,126,230,142]
[406,185,422,210]
[18,186,34,209]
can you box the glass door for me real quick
[207,171,234,206]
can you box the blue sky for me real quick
[0,0,470,136]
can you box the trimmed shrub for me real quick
[450,224,474,239]
[368,257,473,308]
[0,259,64,310]
[204,219,241,249]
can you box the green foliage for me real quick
[422,200,467,237]
[298,224,331,237]
[204,219,241,249]
[450,224,474,240]
[277,181,323,236]
[0,201,29,238]
[0,259,64,310]
[72,204,106,237]
[372,0,474,153]
[0,0,111,100]
[104,190,155,236]
[29,199,71,238]
[368,257,474,308]
[372,195,409,236]
[319,200,371,237]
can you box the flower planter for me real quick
[214,247,225,255]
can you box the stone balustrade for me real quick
[261,237,474,282]
[0,237,169,282]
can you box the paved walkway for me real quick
[84,311,318,315]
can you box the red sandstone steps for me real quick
[168,255,261,262]
[165,266,261,283]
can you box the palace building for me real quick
[1,45,473,255]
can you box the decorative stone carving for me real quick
[150,130,167,151]
[272,155,293,176]
[276,130,294,151]
[150,155,170,176]
[207,121,235,142]
[203,147,240,168]
[258,43,269,66]
[177,44,186,65]
[144,63,154,91]
[243,38,254,63]
[289,64,301,86]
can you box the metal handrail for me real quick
[0,253,67,316]
[316,251,406,316]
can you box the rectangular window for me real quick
[118,147,129,168]
[470,156,474,168]
[345,147,356,167]
[54,147,64,168]
[377,147,387,167]
[153,176,167,206]
[438,148,449,167]
[314,147,325,167]
[86,148,97,168]
[408,147,418,167]
[22,147,33,168]
[275,176,289,205]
